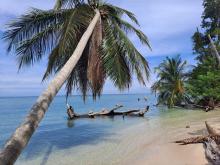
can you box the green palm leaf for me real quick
[152,55,188,108]
[4,1,151,100]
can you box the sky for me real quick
[0,0,203,97]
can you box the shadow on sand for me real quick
[18,120,114,165]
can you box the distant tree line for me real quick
[152,0,220,110]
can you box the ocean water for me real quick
[1,94,220,165]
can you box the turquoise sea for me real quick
[1,94,220,165]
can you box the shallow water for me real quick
[0,94,220,165]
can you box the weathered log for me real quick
[125,106,150,117]
[175,135,220,145]
[68,105,123,119]
[205,138,220,164]
[175,122,220,145]
[92,105,124,116]
[175,136,208,145]
[71,113,95,119]
[175,122,220,164]
[176,103,216,112]
[68,105,149,119]
[205,121,218,136]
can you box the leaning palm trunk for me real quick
[208,34,220,64]
[0,10,100,165]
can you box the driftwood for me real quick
[175,121,220,164]
[123,106,150,117]
[68,105,149,120]
[92,105,124,116]
[172,103,215,112]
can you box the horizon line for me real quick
[0,92,152,98]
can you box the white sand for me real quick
[131,144,208,165]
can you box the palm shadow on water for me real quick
[18,118,115,165]
[16,115,149,165]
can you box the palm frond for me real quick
[43,5,94,80]
[151,56,188,107]
[3,8,72,68]
[43,5,95,100]
[110,14,151,49]
[101,21,132,89]
[101,4,140,25]
[5,1,152,100]
[66,44,90,101]
[111,19,150,85]
[3,8,69,51]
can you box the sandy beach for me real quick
[128,131,209,165]
[132,144,208,165]
[125,110,220,165]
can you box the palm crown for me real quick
[151,56,188,108]
[4,0,151,100]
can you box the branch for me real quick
[208,34,220,65]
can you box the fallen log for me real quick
[205,138,220,164]
[68,105,149,119]
[93,105,124,116]
[124,106,150,117]
[174,103,216,112]
[175,121,220,164]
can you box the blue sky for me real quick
[0,0,203,96]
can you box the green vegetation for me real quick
[186,0,220,109]
[4,0,150,100]
[186,56,220,109]
[151,56,188,108]
[153,0,220,109]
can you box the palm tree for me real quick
[0,0,151,164]
[151,56,187,108]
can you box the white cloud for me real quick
[109,0,203,56]
[0,0,54,15]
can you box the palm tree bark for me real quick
[0,10,101,165]
[208,34,220,64]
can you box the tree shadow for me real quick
[19,122,114,164]
[187,128,207,136]
[39,145,53,165]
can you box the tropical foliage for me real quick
[186,0,220,108]
[186,56,220,107]
[151,56,188,108]
[4,0,151,100]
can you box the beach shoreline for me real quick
[1,95,219,165]
[123,110,220,165]
[15,108,220,165]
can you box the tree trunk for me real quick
[208,97,215,110]
[0,10,101,165]
[208,34,220,64]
